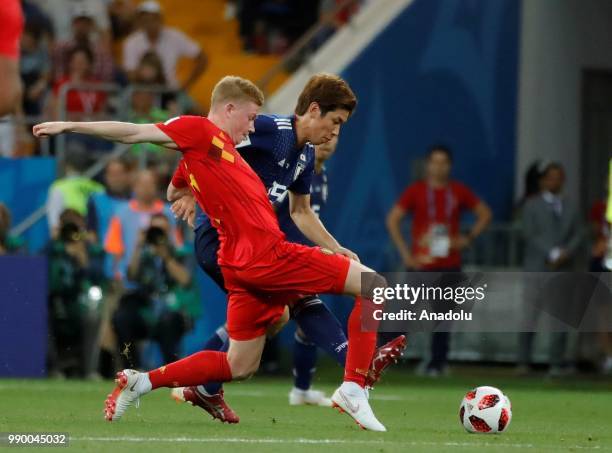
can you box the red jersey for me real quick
[159,115,285,268]
[397,180,480,270]
[53,77,107,114]
[0,0,23,60]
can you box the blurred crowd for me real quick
[1,152,201,378]
[3,0,210,158]
[2,0,363,158]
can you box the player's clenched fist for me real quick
[33,122,70,137]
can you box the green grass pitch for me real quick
[1,368,611,452]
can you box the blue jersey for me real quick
[194,114,315,232]
[276,167,328,245]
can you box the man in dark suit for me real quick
[518,162,585,376]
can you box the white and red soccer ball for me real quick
[459,386,512,434]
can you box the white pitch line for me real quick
[70,436,606,450]
[0,384,407,400]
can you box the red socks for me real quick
[344,296,378,387]
[148,351,232,389]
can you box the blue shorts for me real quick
[194,226,226,293]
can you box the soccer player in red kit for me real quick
[0,0,24,115]
[33,76,389,431]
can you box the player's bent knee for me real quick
[361,272,388,299]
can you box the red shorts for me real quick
[222,241,351,340]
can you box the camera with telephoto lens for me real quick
[59,222,85,243]
[145,226,168,247]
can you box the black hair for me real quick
[68,45,94,65]
[539,161,564,178]
[426,144,453,163]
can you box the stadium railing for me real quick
[9,83,183,239]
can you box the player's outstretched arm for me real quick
[289,191,359,262]
[32,121,177,149]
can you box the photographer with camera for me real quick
[112,212,196,369]
[47,208,105,378]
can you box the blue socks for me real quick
[292,298,348,389]
[293,331,317,390]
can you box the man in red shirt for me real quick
[386,145,492,375]
[0,0,24,116]
[34,75,394,431]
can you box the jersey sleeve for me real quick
[397,184,417,212]
[156,115,211,152]
[171,162,189,189]
[455,182,480,210]
[289,150,315,195]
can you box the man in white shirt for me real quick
[122,1,207,91]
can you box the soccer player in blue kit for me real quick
[168,74,406,423]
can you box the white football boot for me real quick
[331,382,386,431]
[104,369,147,421]
[289,387,332,406]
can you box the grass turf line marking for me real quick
[71,437,605,449]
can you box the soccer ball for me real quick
[459,386,512,434]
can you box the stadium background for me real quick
[0,0,610,419]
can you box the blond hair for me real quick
[211,76,264,108]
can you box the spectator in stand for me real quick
[87,158,133,250]
[386,145,492,376]
[51,47,108,121]
[128,52,178,159]
[122,1,207,96]
[52,5,115,84]
[104,169,178,283]
[112,212,195,368]
[46,208,105,378]
[109,0,137,42]
[46,147,104,236]
[20,24,51,119]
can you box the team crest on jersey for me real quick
[320,247,334,255]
